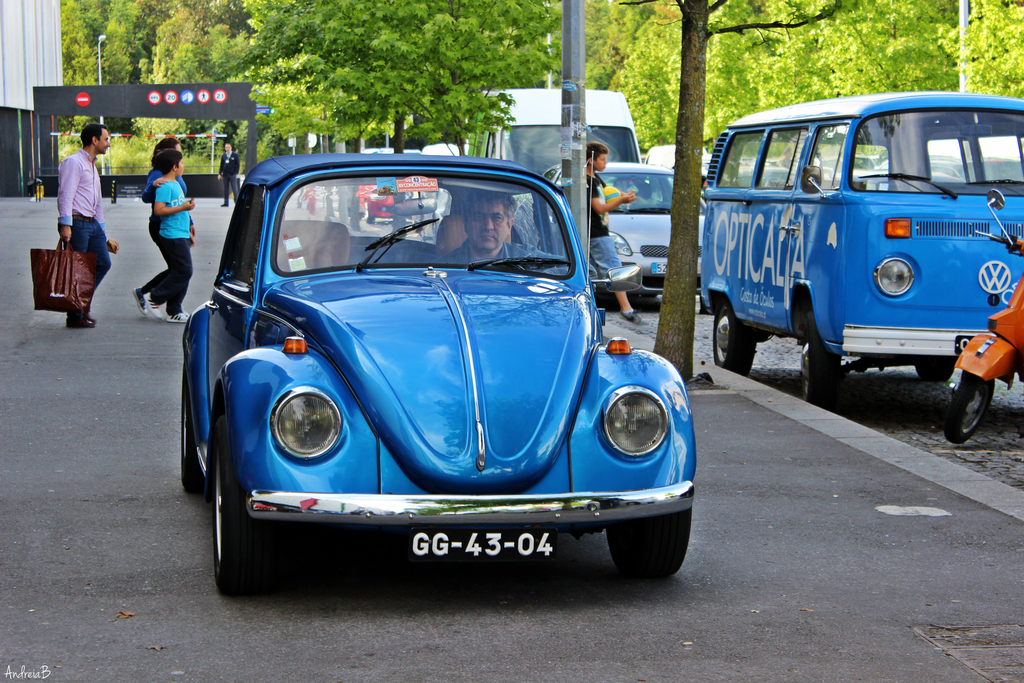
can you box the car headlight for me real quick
[270,387,341,459]
[874,257,914,296]
[610,232,633,257]
[602,386,669,456]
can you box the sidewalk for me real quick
[603,315,1024,523]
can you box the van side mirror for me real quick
[801,166,824,195]
[988,189,1006,211]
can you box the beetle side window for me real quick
[718,132,763,188]
[220,185,265,291]
[809,124,848,190]
[756,128,808,190]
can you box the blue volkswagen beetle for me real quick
[180,154,696,594]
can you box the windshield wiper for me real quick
[356,218,439,271]
[967,179,1024,185]
[467,256,569,271]
[859,173,958,200]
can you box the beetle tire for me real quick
[713,300,757,375]
[801,312,841,411]
[180,369,204,494]
[944,373,994,444]
[212,415,276,595]
[606,508,691,578]
[915,357,956,383]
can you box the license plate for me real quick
[955,335,975,354]
[652,262,667,274]
[409,528,556,562]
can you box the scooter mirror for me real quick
[987,189,1006,211]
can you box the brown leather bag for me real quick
[30,240,97,313]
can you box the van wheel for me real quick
[944,373,993,444]
[915,357,956,383]
[713,300,757,375]
[801,312,841,411]
[211,416,276,595]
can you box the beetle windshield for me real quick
[851,109,1024,196]
[274,175,572,276]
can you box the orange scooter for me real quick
[945,189,1024,444]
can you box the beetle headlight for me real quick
[271,387,341,459]
[874,257,914,296]
[602,387,669,456]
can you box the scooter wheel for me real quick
[944,374,994,444]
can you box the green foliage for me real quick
[245,0,559,151]
[961,0,1024,98]
[617,17,681,148]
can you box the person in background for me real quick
[585,141,642,324]
[218,142,240,207]
[133,137,194,317]
[56,122,119,328]
[142,150,195,323]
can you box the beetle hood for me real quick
[264,272,594,493]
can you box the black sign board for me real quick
[33,83,256,120]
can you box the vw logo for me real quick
[979,261,1012,294]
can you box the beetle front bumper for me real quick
[247,481,693,526]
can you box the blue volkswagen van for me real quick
[701,92,1024,410]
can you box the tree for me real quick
[245,0,559,153]
[617,0,844,380]
[961,0,1024,98]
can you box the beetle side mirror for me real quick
[800,165,824,195]
[602,264,642,292]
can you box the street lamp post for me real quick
[97,35,106,124]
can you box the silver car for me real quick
[546,162,704,300]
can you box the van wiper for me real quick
[967,179,1024,185]
[356,218,439,271]
[859,173,958,200]
[467,256,569,271]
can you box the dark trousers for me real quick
[148,235,192,316]
[67,217,112,320]
[142,217,171,295]
[222,174,240,205]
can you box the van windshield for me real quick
[851,110,1024,196]
[501,125,640,174]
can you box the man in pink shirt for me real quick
[57,123,119,328]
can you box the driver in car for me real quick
[444,191,558,264]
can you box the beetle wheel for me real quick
[212,415,276,595]
[801,312,841,411]
[180,368,204,494]
[713,300,757,375]
[607,509,691,578]
[944,373,994,444]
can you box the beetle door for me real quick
[207,185,265,400]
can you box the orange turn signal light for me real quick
[885,218,912,238]
[283,337,308,354]
[606,338,632,355]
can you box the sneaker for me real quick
[620,309,644,324]
[143,294,165,320]
[166,311,190,324]
[131,287,146,316]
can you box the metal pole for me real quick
[97,35,106,125]
[959,0,969,92]
[561,0,588,263]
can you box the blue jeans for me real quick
[589,236,622,279]
[66,217,111,317]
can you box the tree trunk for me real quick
[394,113,406,153]
[654,0,710,380]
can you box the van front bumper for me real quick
[842,326,987,356]
[247,481,694,526]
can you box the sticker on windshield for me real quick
[376,177,397,195]
[397,176,439,192]
[283,236,303,252]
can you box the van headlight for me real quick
[271,387,341,458]
[874,257,914,296]
[602,387,669,456]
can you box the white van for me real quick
[474,89,642,174]
[645,144,712,177]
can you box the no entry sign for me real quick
[76,93,90,107]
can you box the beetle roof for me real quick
[243,153,536,189]
[729,91,1024,129]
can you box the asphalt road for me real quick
[2,197,1023,682]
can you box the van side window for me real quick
[756,128,808,190]
[809,124,849,190]
[718,132,763,188]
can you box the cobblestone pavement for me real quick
[623,297,1024,492]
